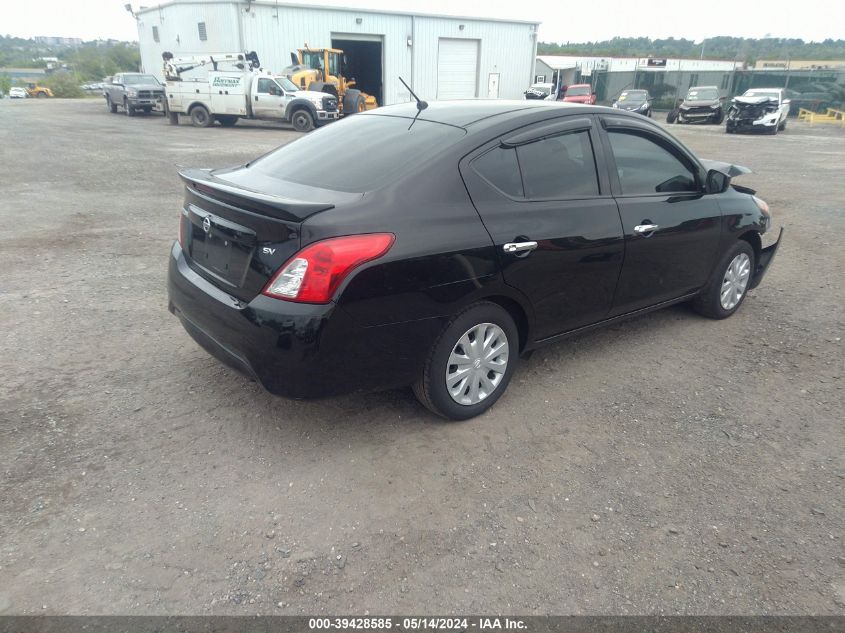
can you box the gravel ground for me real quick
[0,99,843,616]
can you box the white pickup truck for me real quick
[165,69,339,132]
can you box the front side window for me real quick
[517,130,600,199]
[607,130,697,195]
[257,78,280,95]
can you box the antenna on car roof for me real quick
[399,76,428,111]
[399,76,427,130]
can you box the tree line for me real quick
[538,37,845,63]
[0,36,140,81]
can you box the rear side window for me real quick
[607,130,697,195]
[250,115,466,192]
[472,147,523,197]
[517,130,599,199]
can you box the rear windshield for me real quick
[249,114,466,192]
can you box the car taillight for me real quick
[262,233,395,304]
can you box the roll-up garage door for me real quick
[437,38,479,99]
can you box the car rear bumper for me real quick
[749,228,783,290]
[167,242,437,398]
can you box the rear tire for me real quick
[692,240,755,319]
[189,105,213,127]
[413,302,519,421]
[36,91,47,98]
[290,108,314,132]
[778,118,787,131]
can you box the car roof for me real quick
[365,100,589,128]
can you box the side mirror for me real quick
[705,169,730,194]
[783,99,791,105]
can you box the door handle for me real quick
[633,223,659,234]
[503,241,538,254]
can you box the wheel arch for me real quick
[478,294,531,353]
[738,230,762,264]
[187,101,209,114]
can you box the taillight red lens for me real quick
[262,233,395,304]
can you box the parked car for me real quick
[524,82,556,101]
[9,87,28,99]
[611,89,652,117]
[167,100,781,420]
[677,86,725,124]
[104,73,165,116]
[561,84,597,104]
[726,88,791,135]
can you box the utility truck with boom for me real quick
[162,51,339,131]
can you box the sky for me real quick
[1,0,843,43]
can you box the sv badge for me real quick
[262,247,276,255]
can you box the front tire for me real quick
[124,99,135,117]
[107,96,117,113]
[692,240,755,319]
[342,89,366,115]
[218,115,238,127]
[413,302,519,421]
[290,108,314,132]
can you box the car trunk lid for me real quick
[179,168,337,302]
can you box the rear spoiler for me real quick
[179,168,334,222]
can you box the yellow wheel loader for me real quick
[283,46,377,115]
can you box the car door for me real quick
[461,115,625,341]
[252,78,285,119]
[598,115,722,315]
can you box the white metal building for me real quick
[135,1,540,105]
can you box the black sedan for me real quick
[611,89,652,117]
[168,100,782,420]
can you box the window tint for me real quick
[517,130,599,199]
[250,115,465,192]
[607,131,697,195]
[472,147,523,197]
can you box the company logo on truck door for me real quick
[211,76,242,88]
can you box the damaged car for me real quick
[726,88,790,135]
[677,86,725,124]
[524,82,556,101]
